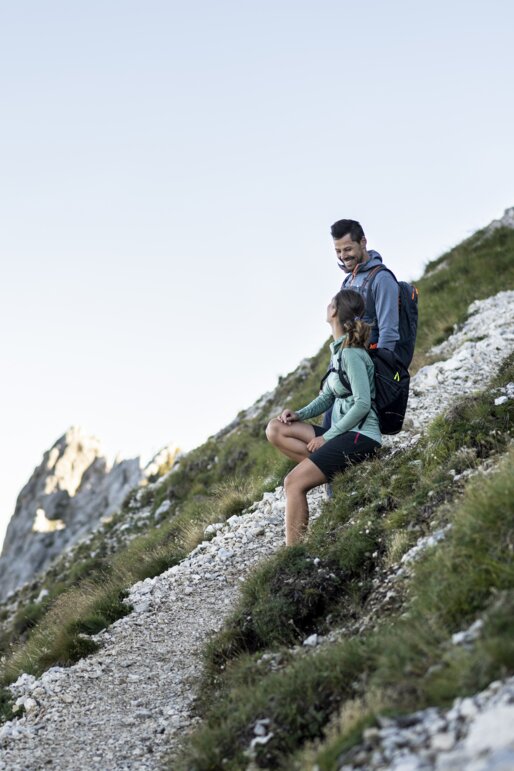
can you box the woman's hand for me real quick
[307,435,326,453]
[278,409,298,424]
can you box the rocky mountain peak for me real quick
[0,427,152,602]
[27,426,104,504]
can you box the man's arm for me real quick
[372,271,400,350]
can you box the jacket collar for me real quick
[330,334,347,354]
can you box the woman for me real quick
[266,289,381,545]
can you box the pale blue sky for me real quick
[1,0,513,547]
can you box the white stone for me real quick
[464,704,514,755]
[249,732,274,749]
[216,548,234,561]
[154,500,171,517]
[452,618,483,646]
[35,588,49,604]
[390,754,423,771]
[431,731,456,752]
[253,718,271,736]
[132,599,151,614]
[459,698,479,720]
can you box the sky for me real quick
[1,0,513,549]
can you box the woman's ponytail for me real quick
[342,318,371,348]
[334,290,372,349]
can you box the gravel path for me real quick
[0,485,324,770]
[1,290,514,771]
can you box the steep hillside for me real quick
[1,208,514,769]
[1,292,513,770]
[2,211,513,647]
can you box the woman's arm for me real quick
[323,350,371,441]
[295,383,335,422]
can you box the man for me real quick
[332,218,399,352]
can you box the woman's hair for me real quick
[333,289,371,349]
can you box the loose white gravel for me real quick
[1,290,514,771]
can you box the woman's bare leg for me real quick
[265,419,316,463]
[283,459,327,545]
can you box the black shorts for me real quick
[309,426,380,482]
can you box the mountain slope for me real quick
[1,208,514,769]
[1,290,513,769]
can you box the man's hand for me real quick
[277,409,298,424]
[307,436,326,452]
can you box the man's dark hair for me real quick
[331,219,365,242]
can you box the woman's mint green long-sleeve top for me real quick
[295,335,382,445]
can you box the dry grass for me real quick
[385,530,412,568]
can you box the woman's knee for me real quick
[285,461,326,494]
[265,418,282,444]
[284,469,302,493]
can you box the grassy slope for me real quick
[1,225,514,723]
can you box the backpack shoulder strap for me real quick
[363,265,398,316]
[319,366,335,392]
[336,348,352,392]
[337,348,376,430]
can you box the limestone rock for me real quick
[0,427,142,601]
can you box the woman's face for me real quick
[326,297,337,323]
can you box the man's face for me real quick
[334,234,366,272]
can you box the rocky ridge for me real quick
[0,428,179,603]
[0,290,514,770]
